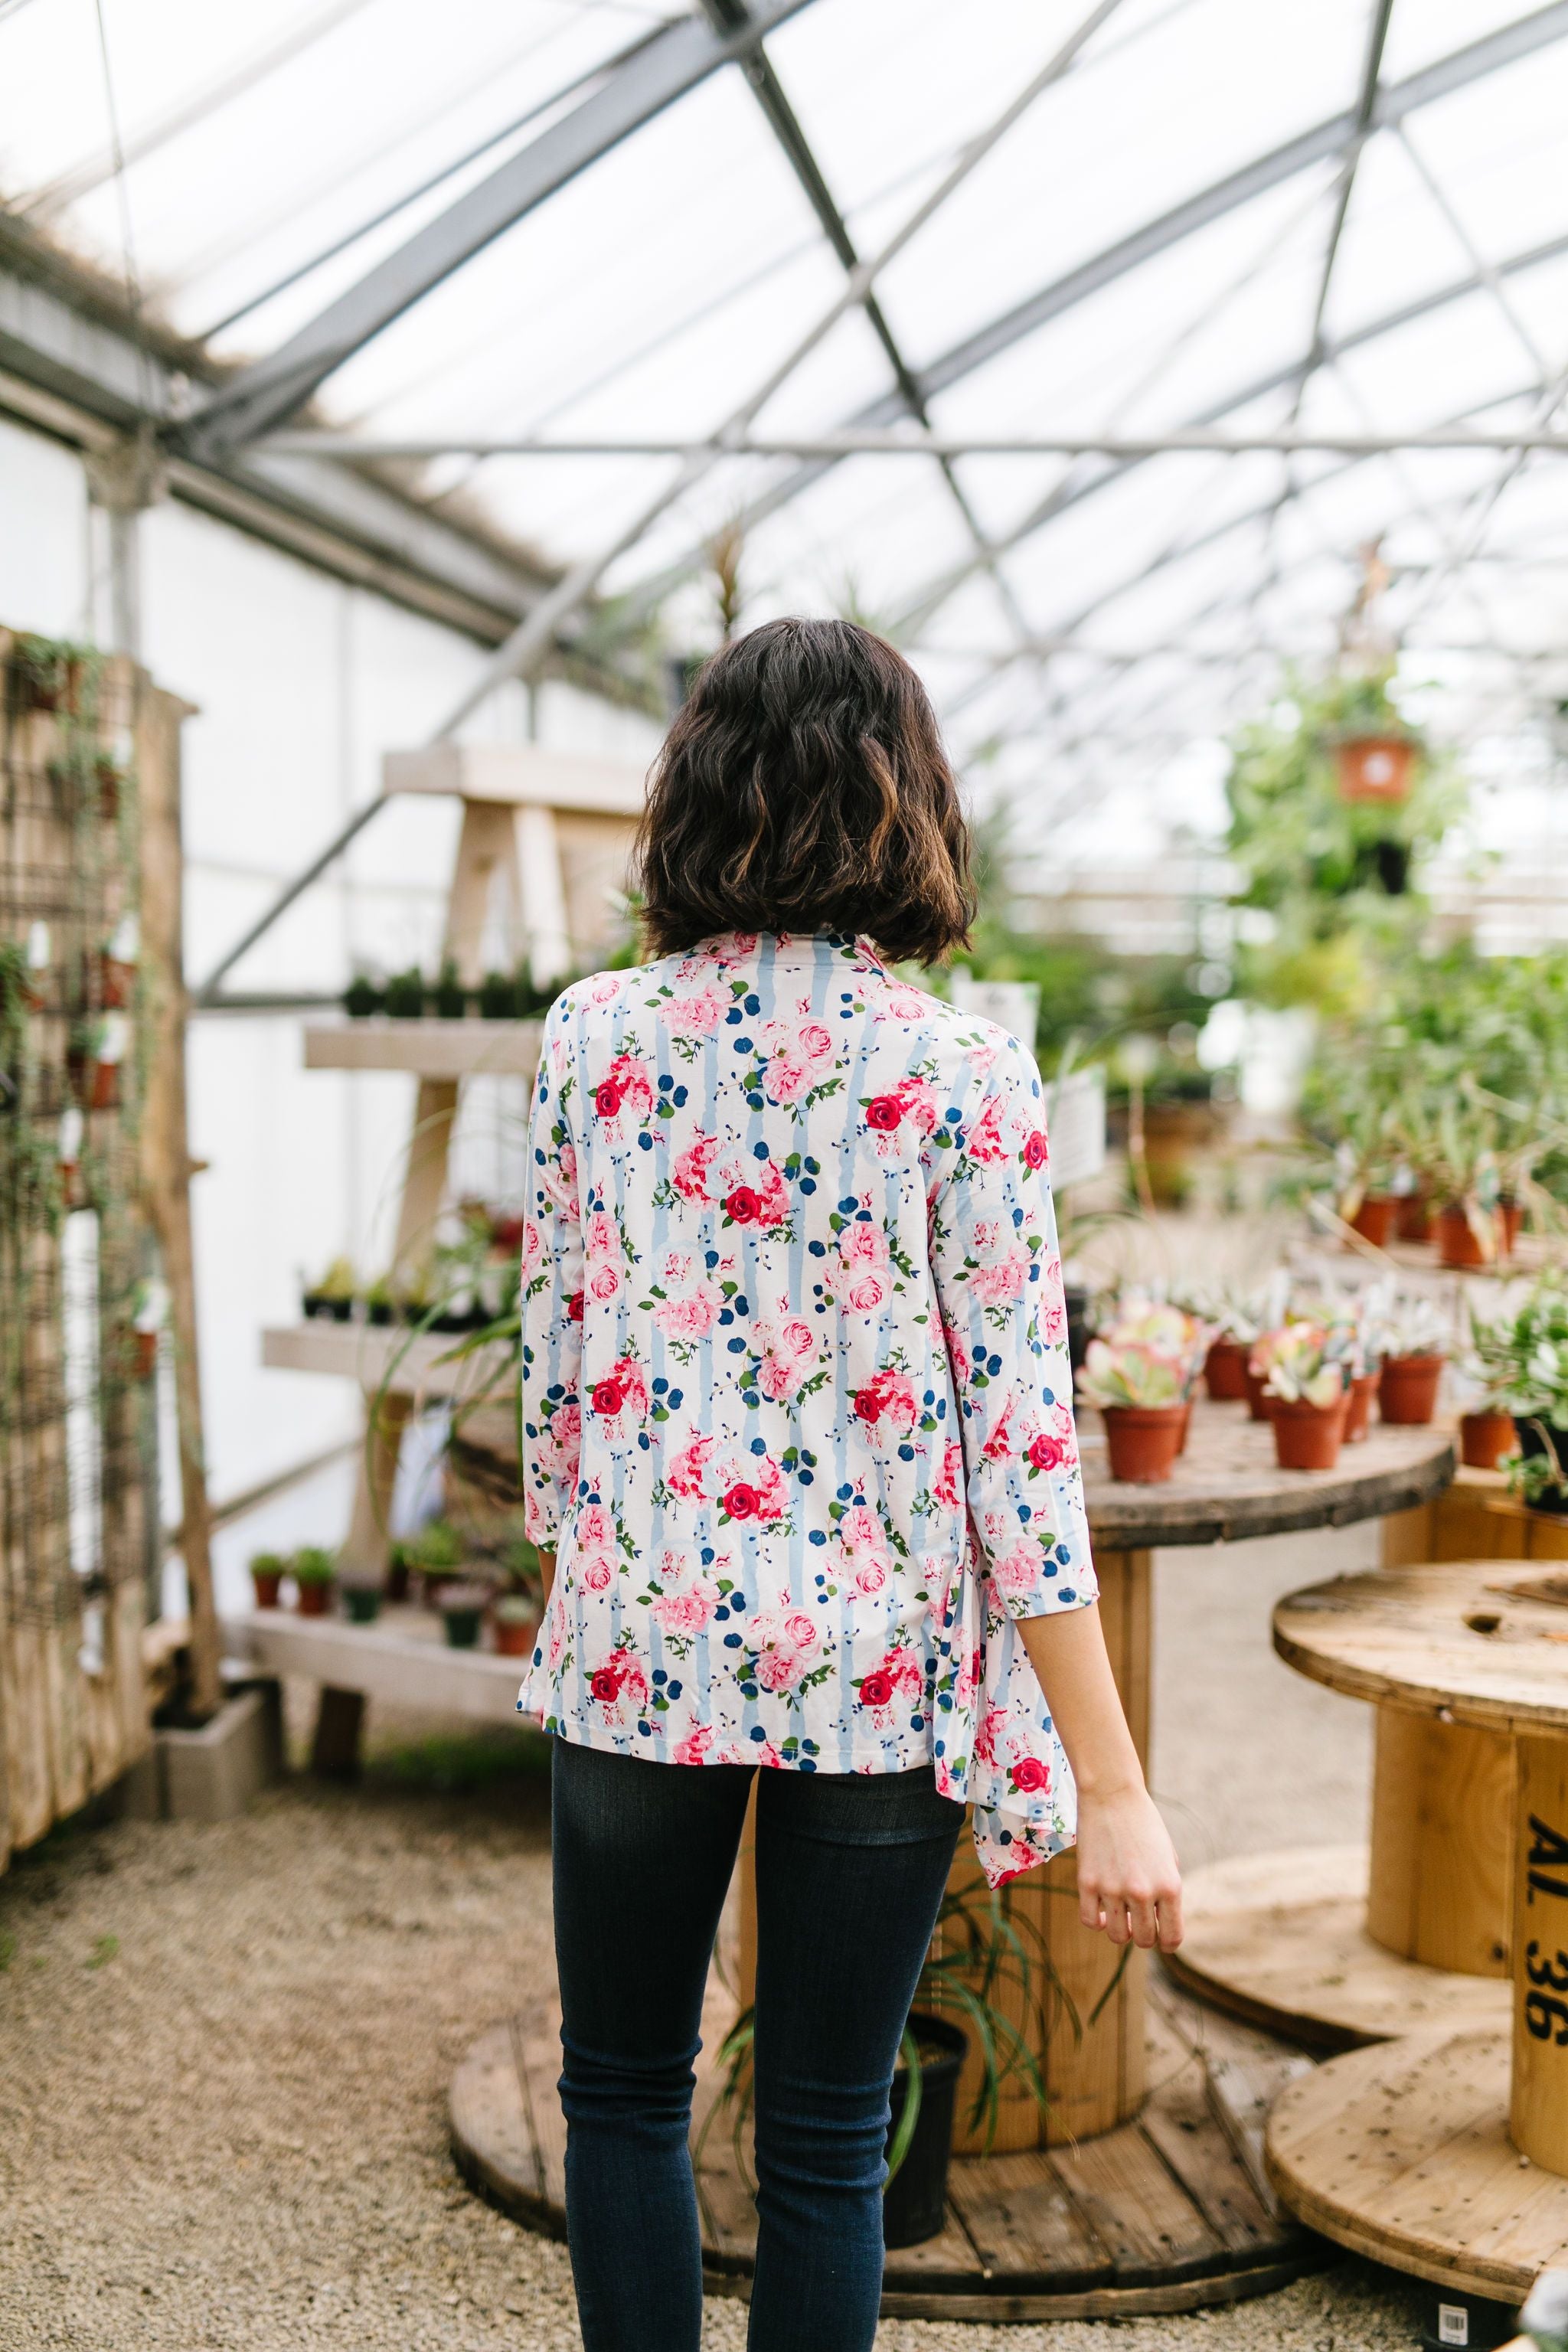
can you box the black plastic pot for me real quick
[343,1586,382,1625]
[1514,1416,1568,1515]
[883,2012,967,2249]
[302,1292,353,1323]
[1064,1285,1092,1374]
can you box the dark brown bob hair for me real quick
[635,617,975,965]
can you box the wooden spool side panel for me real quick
[1512,1735,1568,2171]
[1366,1705,1513,1976]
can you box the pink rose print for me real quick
[993,1541,1043,1599]
[745,1606,821,1694]
[981,1396,1017,1463]
[934,1441,964,1510]
[591,1054,654,1136]
[756,1315,818,1401]
[579,1554,612,1592]
[855,1644,924,1724]
[967,1093,1011,1165]
[720,1452,789,1523]
[587,1263,621,1303]
[884,981,931,1020]
[967,1219,1031,1307]
[1022,1129,1049,1170]
[838,1503,892,1597]
[581,972,625,1008]
[589,1357,650,1438]
[1010,1754,1051,1795]
[720,1157,790,1230]
[756,1010,837,1104]
[520,1218,543,1278]
[652,1272,722,1342]
[851,1366,919,1438]
[973,1703,1008,1768]
[589,1647,648,1718]
[863,1078,939,1155]
[665,1433,716,1498]
[661,983,729,1041]
[651,1573,720,1637]
[671,1725,714,1766]
[1027,1408,1077,1474]
[673,1131,719,1202]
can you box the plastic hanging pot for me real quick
[883,2013,967,2249]
[1336,735,1415,803]
[1514,1419,1568,1515]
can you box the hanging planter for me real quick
[69,1012,129,1111]
[100,913,139,1010]
[56,1105,83,1208]
[95,753,126,821]
[1335,734,1416,804]
[11,635,85,716]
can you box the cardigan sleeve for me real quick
[929,1032,1097,1622]
[518,996,586,1547]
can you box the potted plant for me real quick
[363,1272,396,1326]
[493,1593,540,1658]
[383,965,427,1019]
[341,1578,382,1625]
[302,1256,357,1322]
[292,1547,336,1616]
[1375,1298,1450,1426]
[1466,1278,1568,1507]
[100,913,138,1010]
[1198,1293,1263,1402]
[68,1014,126,1111]
[57,1104,83,1209]
[1259,1325,1348,1471]
[344,972,382,1020]
[1077,1335,1188,1485]
[11,632,86,715]
[439,1580,490,1648]
[477,969,518,1021]
[433,957,468,1019]
[126,1276,168,1380]
[250,1551,286,1609]
[94,750,127,822]
[386,1540,413,1604]
[410,1519,465,1603]
[1458,1305,1527,1471]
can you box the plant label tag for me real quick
[1044,1066,1106,1193]
[1437,2305,1469,2344]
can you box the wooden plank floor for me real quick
[449,1978,1326,2319]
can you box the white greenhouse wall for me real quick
[2,411,662,1596]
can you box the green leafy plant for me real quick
[292,1546,336,1586]
[433,958,468,1019]
[344,973,381,1019]
[384,966,427,1019]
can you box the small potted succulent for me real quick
[439,1581,491,1649]
[344,972,382,1020]
[1470,1278,1568,1508]
[292,1547,336,1617]
[493,1593,541,1658]
[1458,1305,1526,1472]
[100,913,139,1010]
[1077,1336,1188,1485]
[302,1256,357,1322]
[386,1539,413,1605]
[1259,1325,1348,1472]
[1200,1295,1263,1403]
[433,957,468,1019]
[1375,1297,1451,1426]
[383,965,427,1019]
[362,1272,396,1327]
[250,1550,287,1609]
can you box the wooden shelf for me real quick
[304,1018,542,1079]
[261,1321,509,1397]
[223,1606,528,1723]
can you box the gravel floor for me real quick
[2,1521,1432,2352]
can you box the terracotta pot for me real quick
[100,952,136,1010]
[1435,1202,1494,1269]
[1395,1192,1432,1243]
[1460,1410,1515,1472]
[1336,735,1415,803]
[1243,1365,1277,1423]
[1380,1353,1446,1426]
[250,1570,283,1610]
[1343,1373,1379,1442]
[1272,1393,1348,1472]
[1204,1338,1249,1402]
[1101,1403,1185,1485]
[131,1328,158,1380]
[296,1579,333,1617]
[493,1615,540,1658]
[1499,1200,1523,1259]
[1348,1195,1395,1248]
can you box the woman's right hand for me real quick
[1075,1782,1183,1949]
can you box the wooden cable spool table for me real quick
[449,1402,1452,2317]
[1263,1560,1568,2302]
[1167,1474,1568,2050]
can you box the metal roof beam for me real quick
[256,427,1568,457]
[182,0,818,458]
[609,0,1568,627]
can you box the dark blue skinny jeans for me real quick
[551,1737,964,2352]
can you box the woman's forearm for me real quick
[1016,1603,1183,1949]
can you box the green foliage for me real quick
[292,1546,336,1584]
[1225,665,1467,1017]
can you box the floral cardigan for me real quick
[516,929,1097,1884]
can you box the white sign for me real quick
[1044,1066,1107,1192]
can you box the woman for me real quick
[517,618,1180,2352]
